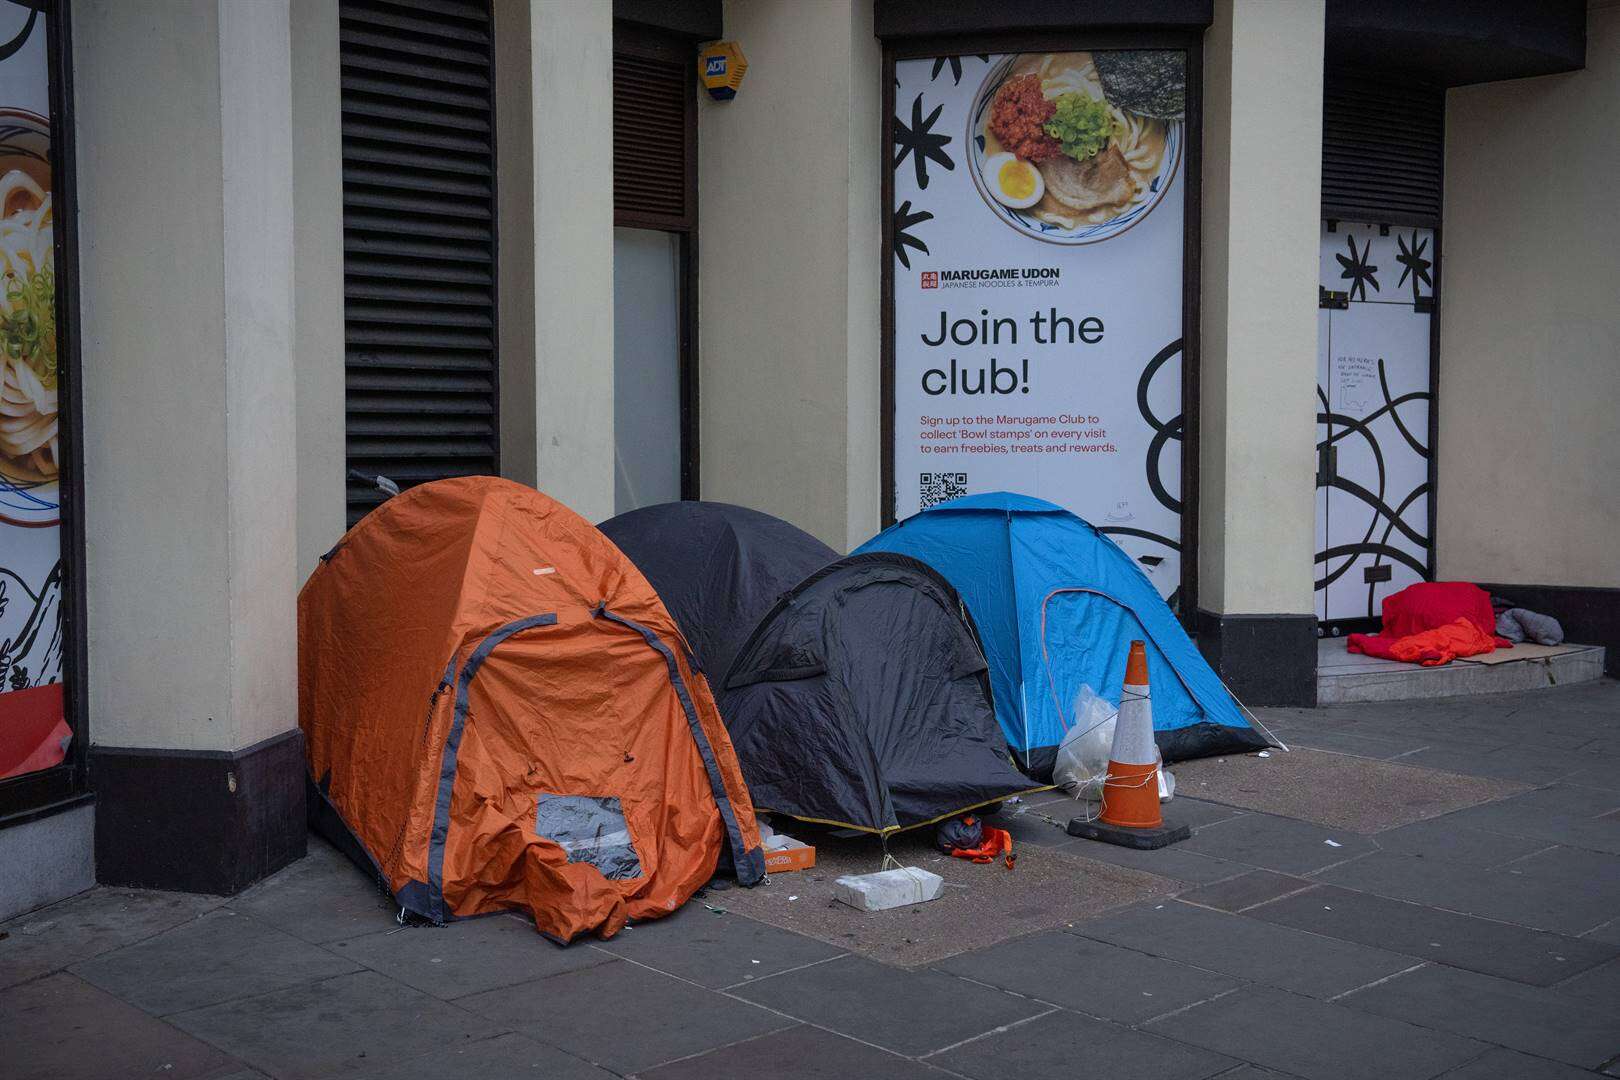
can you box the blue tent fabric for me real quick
[855,492,1270,777]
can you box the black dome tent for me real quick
[721,553,1044,832]
[599,501,838,682]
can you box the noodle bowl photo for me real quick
[967,51,1184,245]
[0,109,56,527]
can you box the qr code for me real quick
[919,472,968,508]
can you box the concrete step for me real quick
[1316,638,1606,705]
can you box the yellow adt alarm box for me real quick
[699,41,747,100]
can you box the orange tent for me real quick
[299,477,764,943]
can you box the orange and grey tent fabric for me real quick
[298,476,764,943]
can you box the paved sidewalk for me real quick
[5,680,1620,1079]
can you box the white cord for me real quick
[1217,676,1291,753]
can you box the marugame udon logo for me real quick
[921,266,1061,290]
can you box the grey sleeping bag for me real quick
[1495,608,1565,646]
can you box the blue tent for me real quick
[855,492,1271,777]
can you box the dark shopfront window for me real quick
[612,22,698,513]
[0,0,87,817]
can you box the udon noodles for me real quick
[983,52,1168,229]
[0,168,56,485]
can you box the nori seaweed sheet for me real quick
[1095,50,1186,120]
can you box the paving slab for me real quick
[458,957,792,1074]
[1177,811,1375,874]
[1566,760,1620,792]
[332,910,613,1000]
[713,828,1173,967]
[1369,816,1551,869]
[1339,963,1620,1069]
[930,1007,1235,1080]
[1317,850,1618,935]
[1395,746,1593,787]
[0,886,225,989]
[593,905,842,989]
[1247,885,1620,986]
[1437,1047,1607,1079]
[1012,796,1239,844]
[343,1031,618,1080]
[1499,842,1620,894]
[1061,836,1248,883]
[934,929,1240,1024]
[1,972,245,1080]
[70,908,358,1016]
[1177,870,1314,913]
[1474,784,1620,819]
[1278,728,1434,759]
[729,953,1044,1057]
[992,804,1090,849]
[170,969,503,1080]
[1146,795,1254,831]
[1589,918,1620,945]
[228,839,400,945]
[1068,900,1416,999]
[1550,957,1620,1010]
[1145,985,1486,1080]
[640,1023,945,1080]
[1170,749,1525,833]
[1428,787,1620,855]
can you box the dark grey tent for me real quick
[598,501,837,681]
[721,553,1044,833]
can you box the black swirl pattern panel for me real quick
[1315,222,1435,623]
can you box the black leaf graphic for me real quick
[1395,230,1433,302]
[928,55,991,84]
[893,94,954,190]
[1335,233,1380,301]
[894,200,933,270]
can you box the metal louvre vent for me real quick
[613,50,690,227]
[340,0,497,525]
[1322,73,1444,227]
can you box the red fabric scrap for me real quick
[1347,582,1511,666]
[0,684,70,779]
[947,825,1015,867]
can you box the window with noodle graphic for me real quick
[0,1,70,784]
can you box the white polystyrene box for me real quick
[833,867,943,912]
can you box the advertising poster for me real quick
[0,1,67,781]
[890,49,1189,601]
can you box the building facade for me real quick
[1,0,1614,917]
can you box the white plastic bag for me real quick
[1054,684,1175,803]
[1053,684,1117,801]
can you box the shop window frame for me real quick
[879,28,1204,623]
[0,0,90,824]
[612,20,700,501]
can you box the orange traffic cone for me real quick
[1067,641,1190,850]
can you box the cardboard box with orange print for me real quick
[762,836,815,873]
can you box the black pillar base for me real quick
[1478,583,1620,679]
[92,728,307,895]
[1194,611,1318,707]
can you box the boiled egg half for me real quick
[985,151,1044,209]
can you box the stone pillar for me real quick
[291,0,347,575]
[494,0,616,521]
[76,0,305,892]
[1196,0,1324,704]
[697,0,882,551]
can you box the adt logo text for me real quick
[920,272,938,289]
[705,57,727,76]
